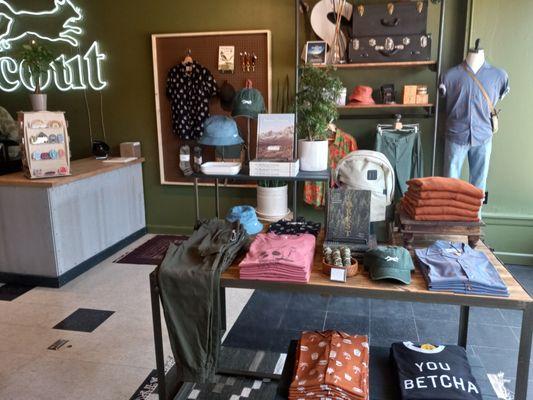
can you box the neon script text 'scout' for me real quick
[0,42,106,92]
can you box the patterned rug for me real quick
[130,347,286,400]
[114,235,188,265]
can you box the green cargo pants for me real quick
[158,219,248,383]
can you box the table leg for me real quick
[215,178,220,218]
[515,305,533,400]
[293,181,298,220]
[220,286,227,334]
[458,305,470,348]
[403,232,414,251]
[194,178,200,222]
[150,272,167,400]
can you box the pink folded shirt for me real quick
[239,233,316,283]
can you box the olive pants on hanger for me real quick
[375,128,424,197]
[158,219,248,383]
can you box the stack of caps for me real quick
[324,246,352,267]
[239,233,316,283]
[364,246,414,284]
[289,331,369,400]
[401,177,484,222]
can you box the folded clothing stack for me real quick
[401,177,484,222]
[289,331,369,400]
[415,240,509,297]
[239,233,316,283]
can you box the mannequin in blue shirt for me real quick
[439,40,509,204]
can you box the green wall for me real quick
[1,0,531,264]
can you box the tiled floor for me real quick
[0,234,531,399]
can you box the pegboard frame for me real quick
[151,30,272,187]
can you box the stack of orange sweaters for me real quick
[401,177,484,222]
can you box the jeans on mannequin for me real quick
[443,138,492,194]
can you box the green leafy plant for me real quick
[296,64,343,141]
[258,180,287,188]
[16,41,56,94]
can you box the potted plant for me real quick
[296,64,343,171]
[16,41,56,111]
[256,180,288,220]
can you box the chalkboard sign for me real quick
[325,188,371,246]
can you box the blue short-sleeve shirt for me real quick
[440,62,509,146]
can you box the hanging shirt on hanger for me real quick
[166,61,217,140]
[304,128,357,208]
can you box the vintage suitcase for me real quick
[353,1,428,36]
[348,34,431,63]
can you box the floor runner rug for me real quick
[114,234,188,265]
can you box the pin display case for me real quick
[18,111,71,179]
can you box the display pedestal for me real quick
[397,208,485,250]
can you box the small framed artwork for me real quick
[256,113,295,161]
[218,45,235,73]
[305,41,327,65]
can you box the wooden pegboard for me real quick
[152,30,272,186]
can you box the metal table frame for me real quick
[150,263,533,400]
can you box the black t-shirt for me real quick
[391,342,482,400]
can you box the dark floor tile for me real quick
[53,308,114,333]
[248,290,291,310]
[232,301,284,330]
[370,299,414,319]
[500,308,523,327]
[411,302,460,322]
[223,325,272,351]
[278,308,326,331]
[328,296,370,316]
[475,346,519,378]
[0,283,34,301]
[267,329,302,353]
[370,346,400,400]
[468,307,508,326]
[287,293,329,311]
[415,318,459,345]
[504,379,533,400]
[370,316,418,347]
[467,323,518,349]
[323,311,369,334]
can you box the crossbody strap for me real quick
[462,64,496,115]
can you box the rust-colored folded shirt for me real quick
[405,190,482,207]
[407,177,484,199]
[403,194,481,212]
[402,202,479,222]
[289,331,369,400]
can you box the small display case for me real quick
[18,111,71,179]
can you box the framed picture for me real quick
[305,41,327,65]
[256,113,295,161]
[218,45,235,73]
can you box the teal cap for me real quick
[231,87,266,119]
[364,246,414,284]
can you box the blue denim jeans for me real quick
[443,139,492,193]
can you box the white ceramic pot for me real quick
[298,139,328,171]
[256,184,288,218]
[30,94,47,111]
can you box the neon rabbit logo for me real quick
[0,0,82,51]
[0,0,107,91]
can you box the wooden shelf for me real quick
[338,103,433,110]
[315,60,437,69]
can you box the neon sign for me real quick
[0,0,107,91]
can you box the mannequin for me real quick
[439,38,509,204]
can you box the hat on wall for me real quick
[198,115,244,146]
[349,85,375,105]
[364,246,414,284]
[232,80,266,119]
[218,81,236,111]
[226,205,263,235]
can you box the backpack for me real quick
[334,150,395,222]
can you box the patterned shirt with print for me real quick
[304,129,357,208]
[166,61,217,140]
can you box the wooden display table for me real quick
[150,233,533,400]
[398,209,485,250]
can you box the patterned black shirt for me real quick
[166,61,217,140]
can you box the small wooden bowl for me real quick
[322,258,359,278]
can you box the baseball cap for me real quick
[218,81,236,111]
[232,87,266,119]
[226,205,263,235]
[198,115,244,146]
[364,246,414,284]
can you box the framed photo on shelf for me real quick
[256,113,295,161]
[305,41,327,65]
